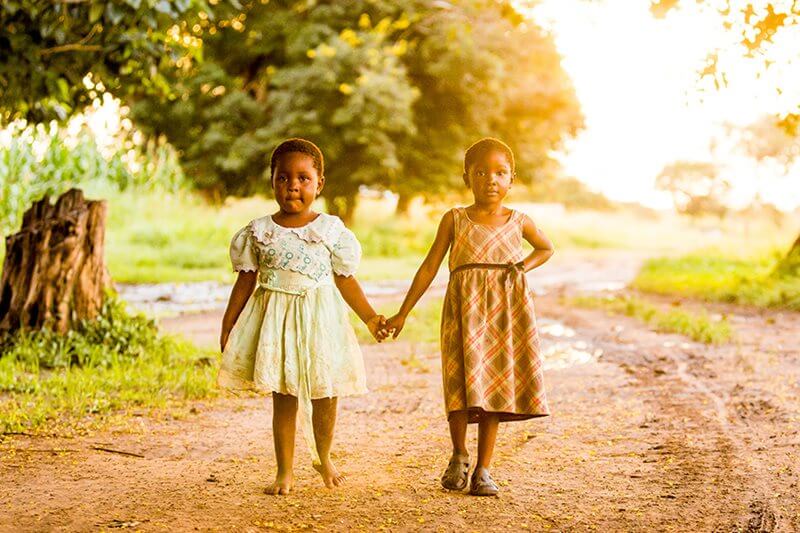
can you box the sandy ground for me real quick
[2,253,799,532]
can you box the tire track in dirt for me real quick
[549,294,799,532]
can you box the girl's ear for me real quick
[317,174,326,196]
[462,172,470,187]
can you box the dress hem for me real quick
[217,368,368,399]
[446,406,550,424]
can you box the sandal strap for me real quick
[471,467,498,490]
[448,456,469,468]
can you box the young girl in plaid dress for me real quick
[386,138,553,496]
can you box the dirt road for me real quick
[2,251,799,531]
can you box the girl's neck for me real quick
[469,200,505,215]
[272,208,319,228]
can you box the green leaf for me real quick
[56,78,69,101]
[89,3,104,22]
[105,3,125,25]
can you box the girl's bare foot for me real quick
[264,471,293,495]
[313,459,345,488]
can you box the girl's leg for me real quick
[476,412,500,468]
[311,396,345,488]
[266,392,298,495]
[441,410,471,490]
[469,412,501,496]
[448,410,469,457]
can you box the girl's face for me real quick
[463,150,515,204]
[272,152,324,214]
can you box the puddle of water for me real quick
[538,320,576,338]
[116,282,231,316]
[538,317,600,371]
[542,342,598,371]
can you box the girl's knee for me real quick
[273,392,299,410]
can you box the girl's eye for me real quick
[477,170,486,177]
[300,175,309,182]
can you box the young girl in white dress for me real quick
[218,138,387,495]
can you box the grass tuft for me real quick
[571,294,734,344]
[632,250,800,311]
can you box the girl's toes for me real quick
[265,481,292,495]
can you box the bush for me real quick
[0,293,218,433]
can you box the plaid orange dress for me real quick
[440,207,549,423]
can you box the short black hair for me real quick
[463,137,515,174]
[269,138,324,178]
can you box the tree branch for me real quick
[38,43,103,56]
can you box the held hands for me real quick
[366,313,406,342]
[366,314,391,343]
[385,313,406,340]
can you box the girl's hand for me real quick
[385,314,406,339]
[367,314,390,343]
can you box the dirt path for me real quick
[2,278,800,530]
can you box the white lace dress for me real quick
[218,213,367,463]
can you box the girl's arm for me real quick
[386,210,454,338]
[220,271,257,352]
[334,274,387,342]
[518,214,555,271]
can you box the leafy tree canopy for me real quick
[0,0,209,122]
[129,0,583,219]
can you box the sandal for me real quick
[440,453,470,490]
[469,466,499,496]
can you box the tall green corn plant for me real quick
[1,124,185,237]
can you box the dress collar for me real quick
[250,213,333,246]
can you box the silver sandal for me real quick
[441,453,470,490]
[469,466,499,496]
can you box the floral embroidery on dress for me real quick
[228,213,362,280]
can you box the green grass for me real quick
[0,296,218,434]
[358,255,430,281]
[632,250,800,310]
[0,338,218,434]
[104,191,275,283]
[571,294,734,344]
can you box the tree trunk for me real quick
[395,191,413,217]
[0,189,110,334]
[325,194,358,226]
[775,232,800,277]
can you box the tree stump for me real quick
[0,189,110,334]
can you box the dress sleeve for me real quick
[229,225,258,273]
[330,226,362,277]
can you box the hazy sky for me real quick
[531,0,800,210]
